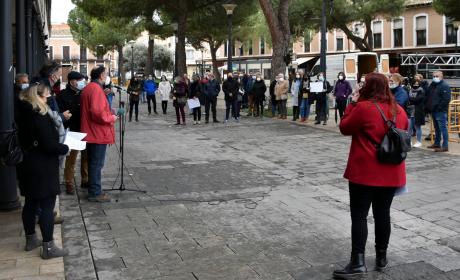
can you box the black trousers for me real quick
[147,95,157,114]
[254,96,264,116]
[336,99,347,120]
[349,182,397,254]
[22,196,56,242]
[205,96,218,121]
[292,106,299,120]
[193,106,202,121]
[162,101,168,114]
[129,99,139,120]
[315,92,328,122]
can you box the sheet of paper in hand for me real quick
[310,82,324,93]
[64,130,87,151]
[187,98,201,110]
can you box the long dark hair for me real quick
[358,72,397,115]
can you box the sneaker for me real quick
[224,119,228,123]
[88,193,111,203]
[413,142,422,148]
[193,121,197,125]
[197,121,201,125]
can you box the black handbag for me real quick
[0,125,23,166]
[374,103,411,164]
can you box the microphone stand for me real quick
[105,87,146,194]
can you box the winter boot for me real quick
[333,253,367,278]
[375,248,388,271]
[41,240,68,259]
[25,234,41,251]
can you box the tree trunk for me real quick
[209,41,221,82]
[258,0,291,80]
[176,12,188,77]
[117,44,125,85]
[333,17,372,52]
[146,34,154,77]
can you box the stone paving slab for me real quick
[59,107,460,279]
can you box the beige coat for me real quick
[274,80,289,100]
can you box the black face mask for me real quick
[412,85,420,89]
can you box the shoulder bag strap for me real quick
[373,102,394,128]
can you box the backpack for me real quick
[374,103,411,164]
[0,125,23,166]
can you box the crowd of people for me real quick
[8,56,454,264]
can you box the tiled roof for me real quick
[51,24,72,36]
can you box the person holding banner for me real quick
[311,72,332,125]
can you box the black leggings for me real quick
[336,99,347,120]
[22,196,56,242]
[162,101,167,114]
[349,182,397,254]
[193,106,202,121]
[147,95,157,114]
[129,99,139,120]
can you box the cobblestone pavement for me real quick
[60,106,460,280]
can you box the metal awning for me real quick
[294,57,316,66]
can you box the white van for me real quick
[309,52,390,88]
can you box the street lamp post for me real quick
[171,22,178,78]
[319,0,327,74]
[129,40,135,80]
[453,20,460,54]
[223,2,237,73]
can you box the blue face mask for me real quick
[432,77,441,83]
[318,76,324,82]
[76,80,86,90]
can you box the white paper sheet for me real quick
[64,130,87,151]
[310,82,324,93]
[187,98,201,109]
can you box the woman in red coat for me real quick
[334,72,408,278]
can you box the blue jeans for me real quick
[271,100,277,116]
[141,91,147,103]
[300,98,310,118]
[87,144,107,197]
[432,112,448,148]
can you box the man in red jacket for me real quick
[80,66,117,202]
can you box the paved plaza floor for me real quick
[60,106,460,280]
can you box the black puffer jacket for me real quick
[15,101,69,199]
[56,84,82,131]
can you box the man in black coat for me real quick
[56,71,88,194]
[222,73,240,122]
[203,73,221,123]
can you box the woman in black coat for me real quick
[252,74,267,117]
[16,83,69,259]
[408,81,426,148]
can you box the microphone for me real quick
[117,108,125,116]
[113,85,126,91]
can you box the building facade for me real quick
[209,0,459,79]
[48,23,117,82]
[1,0,52,210]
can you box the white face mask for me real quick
[360,77,365,82]
[256,78,261,81]
[296,75,300,79]
[105,76,111,85]
[432,77,441,83]
[20,83,29,90]
[389,83,398,89]
[318,76,324,81]
[279,77,284,81]
[338,75,344,80]
[252,76,256,79]
[77,80,86,90]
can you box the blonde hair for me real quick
[19,84,49,115]
[390,73,404,84]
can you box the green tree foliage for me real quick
[433,0,460,21]
[153,45,174,72]
[123,43,147,73]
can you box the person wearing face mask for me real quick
[14,73,30,117]
[203,73,221,123]
[222,73,240,122]
[80,66,118,202]
[275,73,289,119]
[32,61,72,123]
[245,74,256,116]
[426,71,451,152]
[290,72,302,121]
[333,72,352,121]
[389,74,409,109]
[252,74,267,117]
[158,75,172,114]
[299,75,311,122]
[127,77,142,122]
[56,71,88,194]
[143,75,158,115]
[408,81,426,148]
[313,72,332,125]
